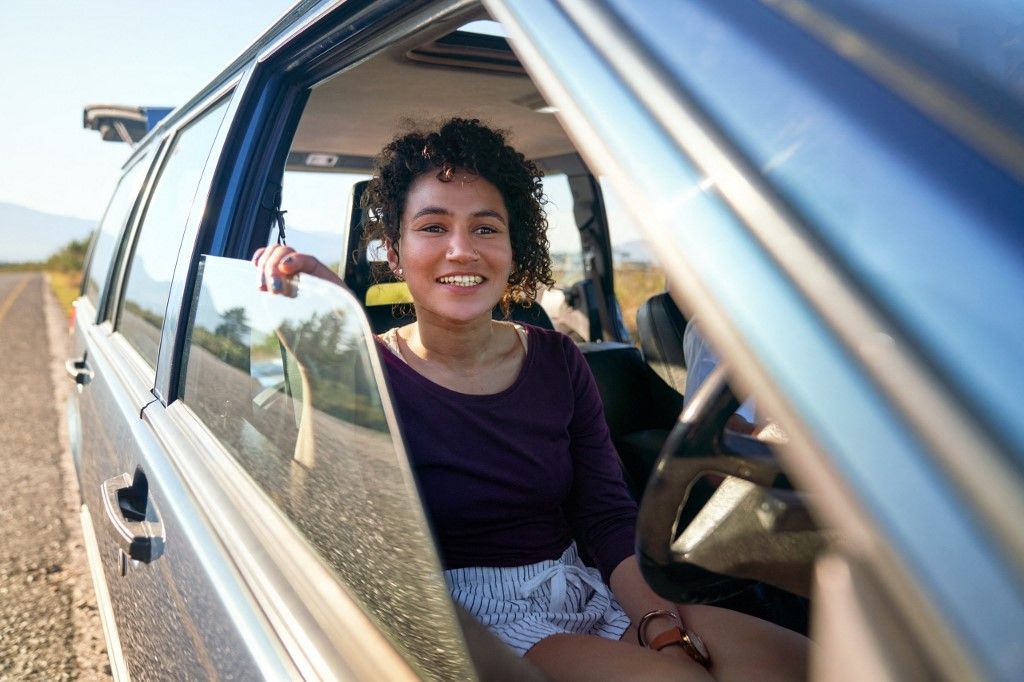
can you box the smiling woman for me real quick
[252,117,808,681]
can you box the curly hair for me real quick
[361,117,553,317]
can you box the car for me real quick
[68,0,1024,679]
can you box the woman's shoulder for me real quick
[518,323,585,364]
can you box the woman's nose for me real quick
[446,230,479,261]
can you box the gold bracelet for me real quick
[637,609,679,647]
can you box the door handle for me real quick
[101,471,165,566]
[65,354,94,391]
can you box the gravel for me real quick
[0,273,111,681]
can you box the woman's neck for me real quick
[402,312,499,370]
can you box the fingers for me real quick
[252,244,305,294]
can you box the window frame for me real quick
[82,148,161,325]
[111,92,235,379]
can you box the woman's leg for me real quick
[676,604,808,682]
[524,605,807,681]
[525,632,714,682]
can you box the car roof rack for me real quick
[83,104,173,145]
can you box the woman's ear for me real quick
[386,239,402,278]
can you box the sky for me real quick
[0,1,298,222]
[0,1,645,257]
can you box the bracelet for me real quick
[637,609,679,647]
[637,609,712,668]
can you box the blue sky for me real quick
[0,1,297,221]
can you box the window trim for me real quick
[84,148,161,324]
[110,92,235,384]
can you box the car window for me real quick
[603,179,666,341]
[178,256,471,680]
[544,173,585,289]
[270,168,371,272]
[118,99,229,368]
[83,152,152,308]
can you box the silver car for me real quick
[69,0,1024,679]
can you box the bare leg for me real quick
[526,632,714,682]
[524,605,807,681]
[676,604,808,682]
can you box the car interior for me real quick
[243,7,821,642]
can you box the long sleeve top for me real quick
[375,324,637,582]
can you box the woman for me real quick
[255,118,807,680]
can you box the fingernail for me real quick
[282,255,294,265]
[271,277,282,292]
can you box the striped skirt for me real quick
[444,542,632,656]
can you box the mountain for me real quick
[0,202,97,263]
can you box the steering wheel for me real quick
[636,364,802,604]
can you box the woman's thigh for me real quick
[676,604,808,682]
[525,633,714,682]
[523,605,808,682]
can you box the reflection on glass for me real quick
[85,153,152,306]
[119,99,229,368]
[610,0,1024,453]
[181,257,471,681]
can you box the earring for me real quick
[395,267,404,279]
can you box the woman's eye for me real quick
[420,224,445,233]
[475,225,499,235]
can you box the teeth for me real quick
[438,275,483,286]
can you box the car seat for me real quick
[636,291,688,394]
[578,342,684,499]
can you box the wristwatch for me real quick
[637,609,711,667]
[649,626,711,667]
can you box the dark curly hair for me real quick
[361,117,553,317]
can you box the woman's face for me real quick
[390,169,513,325]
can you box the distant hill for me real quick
[0,202,96,263]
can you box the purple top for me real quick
[376,324,637,582]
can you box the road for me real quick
[0,272,110,680]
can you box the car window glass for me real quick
[270,168,371,272]
[603,179,666,341]
[119,100,229,368]
[544,173,585,288]
[179,257,472,680]
[84,153,152,307]
[538,173,590,339]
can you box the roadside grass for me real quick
[615,263,666,341]
[0,235,90,316]
[48,270,82,315]
[0,262,83,316]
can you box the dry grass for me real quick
[550,263,665,341]
[47,270,82,316]
[615,264,666,340]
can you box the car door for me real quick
[72,86,278,679]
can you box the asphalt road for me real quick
[0,272,110,680]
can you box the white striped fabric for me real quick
[444,542,631,656]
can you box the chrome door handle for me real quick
[65,354,94,391]
[101,471,165,565]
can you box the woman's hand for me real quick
[251,244,342,294]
